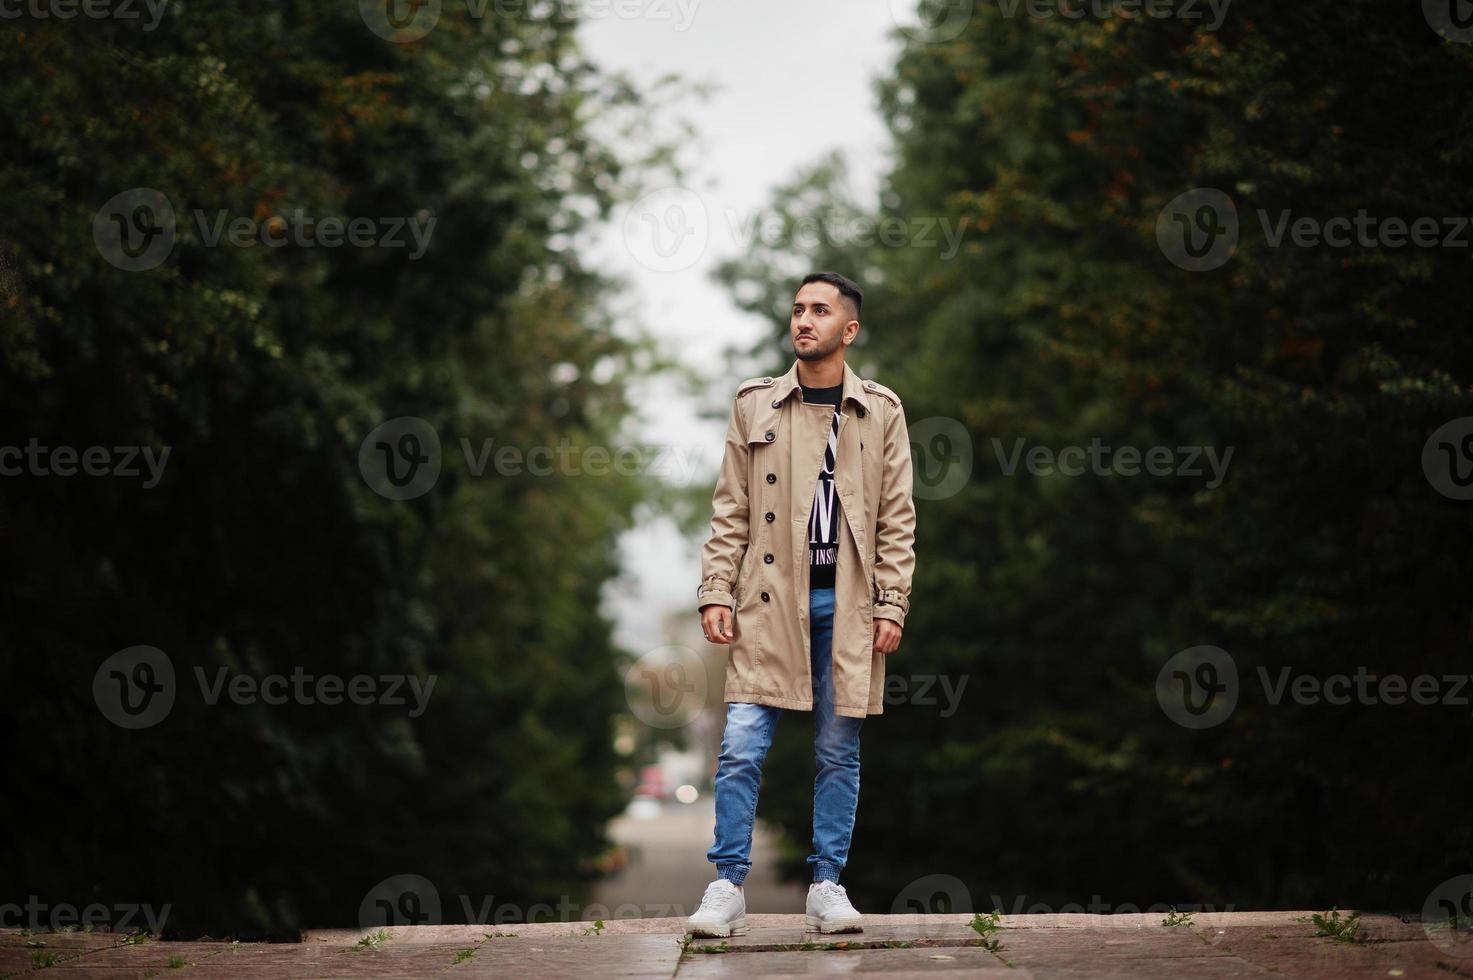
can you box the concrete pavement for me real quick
[5,910,1472,978]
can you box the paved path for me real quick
[5,911,1471,978]
[588,796,806,918]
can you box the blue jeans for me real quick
[706,586,863,885]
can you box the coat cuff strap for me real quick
[697,577,735,612]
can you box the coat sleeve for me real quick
[872,398,916,629]
[697,394,751,612]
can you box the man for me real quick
[687,271,917,938]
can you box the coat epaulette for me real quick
[861,378,902,407]
[736,376,776,398]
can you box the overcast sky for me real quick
[577,2,905,657]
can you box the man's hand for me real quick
[875,618,902,654]
[701,604,734,644]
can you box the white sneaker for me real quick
[805,880,863,933]
[686,879,748,938]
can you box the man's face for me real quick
[791,282,858,362]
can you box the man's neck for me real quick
[797,357,844,388]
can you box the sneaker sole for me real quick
[804,914,863,934]
[687,917,749,938]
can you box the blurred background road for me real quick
[588,796,806,919]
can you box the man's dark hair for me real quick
[800,271,863,319]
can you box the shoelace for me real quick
[812,883,853,910]
[698,884,737,914]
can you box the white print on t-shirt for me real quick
[808,407,841,567]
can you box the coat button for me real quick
[764,431,774,442]
[766,474,776,484]
[763,553,774,563]
[765,512,775,522]
[763,377,772,383]
[771,399,781,408]
[761,591,770,602]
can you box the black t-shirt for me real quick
[799,381,843,589]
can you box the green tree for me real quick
[1,2,667,932]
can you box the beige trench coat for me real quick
[696,358,917,718]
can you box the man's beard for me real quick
[795,335,839,360]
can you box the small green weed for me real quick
[968,910,1005,952]
[1162,907,1195,928]
[352,928,392,951]
[1311,908,1363,944]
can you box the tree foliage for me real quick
[1,2,662,932]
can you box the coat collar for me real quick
[769,358,869,414]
